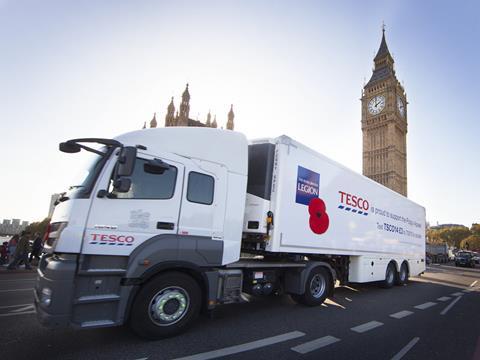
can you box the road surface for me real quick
[0,263,479,360]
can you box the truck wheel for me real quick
[290,293,303,304]
[381,263,396,288]
[395,262,409,285]
[292,267,331,306]
[130,272,201,339]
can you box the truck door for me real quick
[178,161,227,240]
[82,153,184,255]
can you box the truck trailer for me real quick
[35,127,426,339]
[426,243,449,263]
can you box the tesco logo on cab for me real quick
[89,233,135,246]
[338,190,369,211]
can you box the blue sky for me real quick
[0,0,479,226]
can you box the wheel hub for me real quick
[163,298,180,315]
[149,287,189,326]
[310,274,326,298]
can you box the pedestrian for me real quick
[29,232,43,263]
[7,234,19,263]
[7,230,32,270]
[0,241,8,265]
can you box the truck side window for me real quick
[187,172,214,205]
[112,158,177,199]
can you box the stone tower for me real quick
[150,112,157,128]
[361,28,408,196]
[177,83,190,126]
[226,104,235,130]
[206,110,212,127]
[165,97,175,126]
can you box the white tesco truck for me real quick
[35,127,426,339]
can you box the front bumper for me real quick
[34,253,78,329]
[34,289,71,328]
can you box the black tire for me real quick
[130,272,201,340]
[292,267,331,306]
[395,262,409,286]
[381,263,396,288]
[289,293,303,304]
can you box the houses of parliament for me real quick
[143,28,408,198]
[143,84,234,131]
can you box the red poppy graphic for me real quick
[308,197,330,234]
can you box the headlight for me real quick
[40,287,52,306]
[43,222,68,252]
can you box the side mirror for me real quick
[59,141,81,153]
[117,147,137,176]
[144,158,170,174]
[113,178,131,193]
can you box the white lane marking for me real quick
[291,335,340,354]
[437,296,451,301]
[350,321,383,333]
[414,302,437,310]
[451,292,464,296]
[389,310,413,319]
[0,310,36,317]
[0,303,32,309]
[0,288,34,293]
[391,337,420,360]
[11,305,35,313]
[173,331,305,360]
[0,279,36,282]
[462,289,473,293]
[470,280,478,287]
[440,296,462,315]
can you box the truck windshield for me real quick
[68,146,110,198]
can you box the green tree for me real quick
[427,226,471,247]
[471,223,480,236]
[439,227,472,248]
[426,228,443,244]
[460,235,480,250]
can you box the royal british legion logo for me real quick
[296,166,320,205]
[296,166,329,235]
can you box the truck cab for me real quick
[35,128,249,338]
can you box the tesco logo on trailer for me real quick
[338,190,370,216]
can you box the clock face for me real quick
[368,95,385,115]
[397,96,405,117]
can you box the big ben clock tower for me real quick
[362,28,408,196]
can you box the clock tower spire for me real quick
[361,28,408,196]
